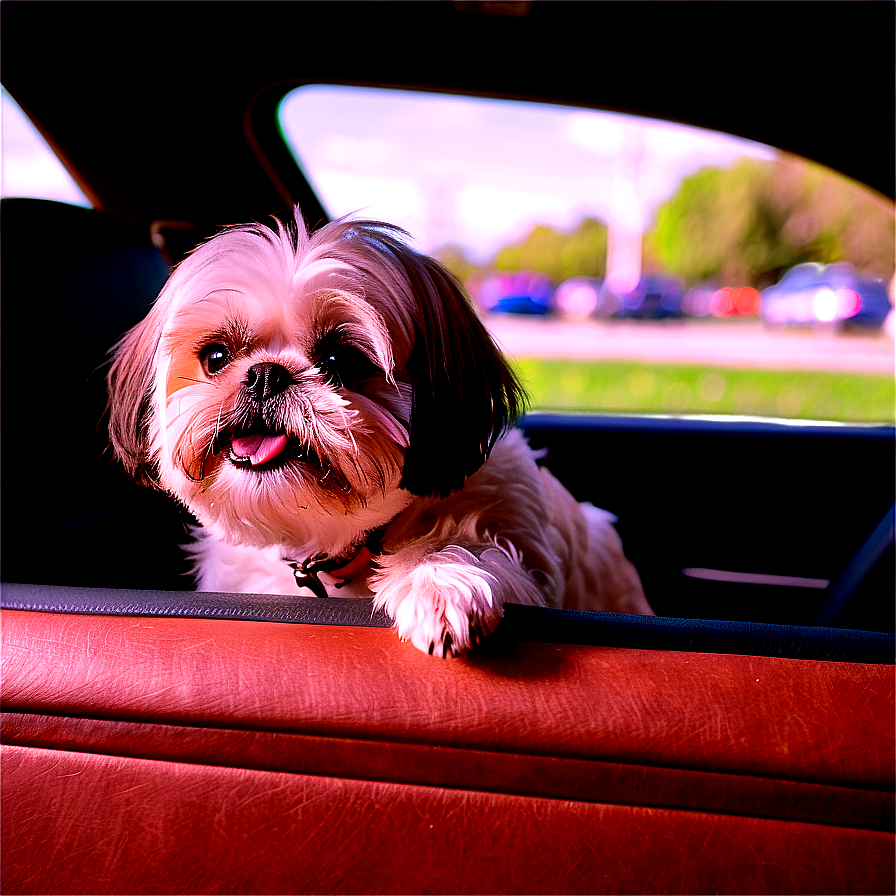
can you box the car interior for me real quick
[1,3,894,894]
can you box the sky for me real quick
[279,85,777,260]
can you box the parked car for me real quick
[682,283,761,318]
[709,284,761,317]
[609,274,686,319]
[553,276,605,318]
[473,270,554,315]
[682,282,719,317]
[761,262,892,329]
[848,276,892,330]
[1,3,893,895]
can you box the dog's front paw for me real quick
[372,546,506,657]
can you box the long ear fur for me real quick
[400,254,526,499]
[107,309,165,487]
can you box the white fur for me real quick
[108,208,651,658]
[190,429,652,656]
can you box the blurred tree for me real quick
[646,157,895,287]
[434,242,480,283]
[439,159,893,291]
[491,216,608,282]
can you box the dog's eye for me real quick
[200,343,233,376]
[318,344,377,390]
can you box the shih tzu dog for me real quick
[108,208,652,657]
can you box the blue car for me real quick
[761,262,891,329]
[476,270,554,316]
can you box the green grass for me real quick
[513,359,895,424]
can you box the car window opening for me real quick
[278,85,895,426]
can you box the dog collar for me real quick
[284,526,388,600]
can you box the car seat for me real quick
[0,198,193,590]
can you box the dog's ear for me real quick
[107,310,164,487]
[400,255,526,499]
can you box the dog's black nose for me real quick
[245,362,294,401]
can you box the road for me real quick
[485,315,895,376]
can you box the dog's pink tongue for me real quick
[232,433,288,466]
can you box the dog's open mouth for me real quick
[224,428,347,490]
[228,428,319,473]
[229,430,290,468]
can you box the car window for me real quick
[290,86,888,425]
[1,87,90,206]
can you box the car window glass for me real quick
[1,87,91,206]
[279,86,894,425]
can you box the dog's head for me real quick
[108,209,524,556]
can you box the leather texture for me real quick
[2,608,894,894]
[3,744,892,896]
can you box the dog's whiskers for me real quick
[198,404,230,480]
[211,403,226,450]
[183,405,229,484]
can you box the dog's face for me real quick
[108,211,523,558]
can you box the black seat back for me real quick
[1,198,192,589]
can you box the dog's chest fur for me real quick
[190,429,649,617]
